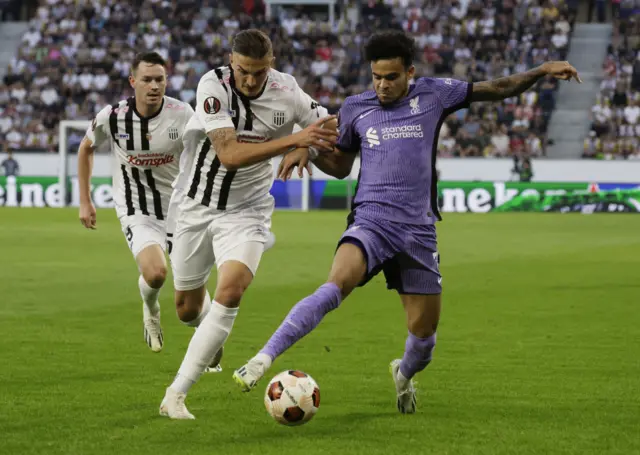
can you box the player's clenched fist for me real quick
[79,202,97,229]
[292,115,338,151]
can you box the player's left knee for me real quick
[214,283,247,308]
[408,320,438,339]
[142,264,167,289]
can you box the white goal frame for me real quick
[58,120,92,207]
[264,0,337,25]
[57,119,314,211]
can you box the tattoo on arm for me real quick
[472,68,546,102]
[208,127,236,153]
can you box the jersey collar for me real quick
[378,83,416,108]
[130,96,165,120]
[228,65,270,101]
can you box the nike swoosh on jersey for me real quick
[359,110,376,119]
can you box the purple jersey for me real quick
[337,77,472,225]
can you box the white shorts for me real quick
[165,188,184,256]
[119,214,167,259]
[171,196,275,291]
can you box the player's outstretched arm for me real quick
[77,136,97,229]
[277,147,356,182]
[277,118,354,180]
[310,146,356,180]
[471,61,582,102]
[209,116,338,171]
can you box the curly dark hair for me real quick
[364,30,416,69]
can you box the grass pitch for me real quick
[1,209,639,455]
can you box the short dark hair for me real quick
[131,52,167,73]
[232,29,273,59]
[364,30,416,69]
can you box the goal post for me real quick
[264,0,337,25]
[58,120,92,207]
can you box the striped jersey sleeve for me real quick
[85,104,112,148]
[195,73,234,133]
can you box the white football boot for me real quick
[143,303,163,353]
[389,359,417,414]
[232,353,272,392]
[159,387,195,420]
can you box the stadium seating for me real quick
[583,12,640,160]
[1,0,578,157]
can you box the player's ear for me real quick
[407,65,416,80]
[128,74,135,88]
[228,53,234,66]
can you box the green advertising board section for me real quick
[1,176,640,213]
[319,180,640,213]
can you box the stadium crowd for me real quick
[583,9,640,160]
[0,0,578,158]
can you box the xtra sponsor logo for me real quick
[165,102,185,110]
[237,133,270,143]
[270,82,293,92]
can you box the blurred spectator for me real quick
[511,155,534,181]
[1,150,19,176]
[1,0,576,157]
[585,13,639,159]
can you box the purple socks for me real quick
[258,281,436,380]
[260,283,342,360]
[399,331,437,380]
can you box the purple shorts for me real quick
[337,215,442,295]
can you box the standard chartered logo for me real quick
[381,124,424,140]
[366,127,380,146]
[366,124,423,146]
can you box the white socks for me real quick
[170,301,239,394]
[254,352,273,369]
[139,275,160,316]
[183,291,212,328]
[396,369,410,388]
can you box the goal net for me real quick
[57,120,355,211]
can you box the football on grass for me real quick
[264,370,320,426]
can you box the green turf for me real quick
[1,208,639,455]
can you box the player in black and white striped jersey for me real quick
[159,29,338,420]
[78,52,193,354]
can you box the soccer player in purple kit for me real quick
[233,30,581,413]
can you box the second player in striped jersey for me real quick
[159,29,338,420]
[78,52,194,354]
